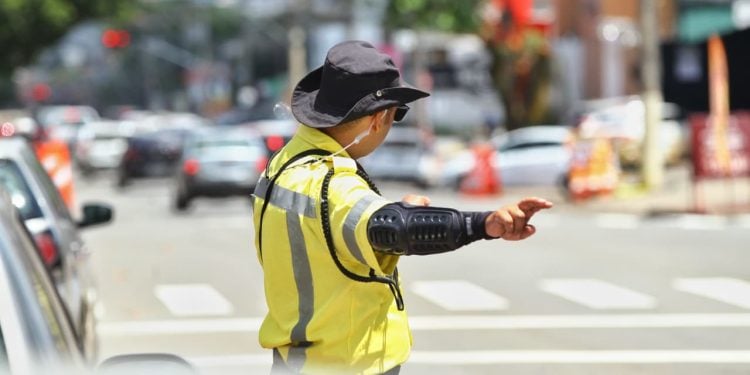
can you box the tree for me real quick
[385,0,555,131]
[0,0,134,105]
[385,0,483,33]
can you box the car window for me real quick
[20,152,72,222]
[0,160,44,220]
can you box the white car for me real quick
[74,120,129,173]
[576,97,687,167]
[442,126,573,188]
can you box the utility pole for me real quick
[640,0,664,189]
[288,0,308,97]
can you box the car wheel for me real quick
[557,174,572,202]
[175,193,192,211]
[116,170,129,188]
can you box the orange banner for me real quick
[708,34,732,175]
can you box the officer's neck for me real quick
[320,120,373,159]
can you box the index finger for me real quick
[517,197,554,213]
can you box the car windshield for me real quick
[0,160,43,220]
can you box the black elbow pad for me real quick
[368,202,488,255]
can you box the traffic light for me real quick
[102,29,131,49]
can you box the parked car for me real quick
[74,121,129,175]
[442,125,574,188]
[173,128,267,211]
[0,190,196,374]
[117,127,194,187]
[0,137,113,362]
[575,96,688,168]
[358,126,440,188]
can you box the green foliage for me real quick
[0,0,134,76]
[385,0,483,33]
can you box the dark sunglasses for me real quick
[394,105,410,122]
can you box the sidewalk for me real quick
[501,164,750,217]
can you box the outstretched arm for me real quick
[367,195,553,255]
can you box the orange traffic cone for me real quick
[459,144,501,196]
[35,140,76,210]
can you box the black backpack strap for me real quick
[257,148,330,261]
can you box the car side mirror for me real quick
[97,353,197,375]
[78,203,113,228]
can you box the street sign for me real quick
[691,112,750,179]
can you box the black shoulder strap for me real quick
[257,148,329,261]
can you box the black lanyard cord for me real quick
[320,168,405,311]
[257,149,330,262]
[257,148,404,310]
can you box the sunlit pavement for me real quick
[76,170,750,374]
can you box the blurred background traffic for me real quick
[1,1,750,374]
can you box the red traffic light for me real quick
[102,29,131,49]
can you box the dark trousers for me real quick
[271,349,401,375]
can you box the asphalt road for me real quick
[75,172,750,375]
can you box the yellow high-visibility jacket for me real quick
[252,125,410,374]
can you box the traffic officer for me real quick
[253,40,553,374]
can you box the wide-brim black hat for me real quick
[291,40,430,128]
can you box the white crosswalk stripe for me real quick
[594,214,641,229]
[98,313,750,336]
[735,214,750,229]
[410,280,509,311]
[155,284,234,317]
[674,278,750,309]
[540,279,657,309]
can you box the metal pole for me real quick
[287,0,308,98]
[640,0,664,189]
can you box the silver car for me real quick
[0,190,196,374]
[358,126,440,188]
[0,138,112,362]
[173,128,267,211]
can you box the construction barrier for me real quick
[459,144,502,196]
[35,140,76,210]
[568,138,619,202]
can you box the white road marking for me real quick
[99,317,262,336]
[594,214,640,229]
[154,284,234,317]
[407,313,750,330]
[188,354,271,367]
[408,350,750,364]
[735,214,750,229]
[674,278,750,309]
[98,313,750,336]
[540,279,657,309]
[530,213,560,228]
[671,215,728,231]
[186,350,750,368]
[410,280,508,311]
